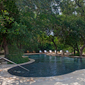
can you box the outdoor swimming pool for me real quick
[8,54,85,77]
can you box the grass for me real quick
[7,54,29,64]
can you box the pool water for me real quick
[8,54,85,77]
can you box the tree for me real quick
[16,0,64,54]
[60,0,85,56]
[0,0,20,56]
[76,17,85,57]
[0,0,34,57]
[60,16,80,55]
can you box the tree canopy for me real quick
[1,0,85,57]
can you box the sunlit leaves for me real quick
[1,10,9,15]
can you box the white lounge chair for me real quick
[55,50,56,53]
[49,50,52,53]
[39,50,42,53]
[44,50,47,53]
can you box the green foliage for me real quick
[1,0,85,57]
[7,54,29,64]
[7,44,29,64]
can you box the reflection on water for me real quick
[8,54,85,77]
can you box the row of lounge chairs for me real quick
[39,50,55,53]
[39,50,69,53]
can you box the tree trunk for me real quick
[52,37,57,54]
[3,37,9,57]
[55,47,57,54]
[53,41,57,54]
[76,46,80,55]
[73,47,76,55]
[80,44,85,57]
[76,43,80,54]
[62,50,64,55]
[0,46,1,51]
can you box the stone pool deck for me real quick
[0,53,85,85]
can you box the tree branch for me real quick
[75,0,84,13]
[80,34,85,44]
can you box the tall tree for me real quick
[60,0,85,56]
[0,0,32,57]
[0,0,20,56]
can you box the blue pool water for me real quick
[8,54,85,77]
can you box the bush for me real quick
[7,54,29,64]
[7,44,29,64]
